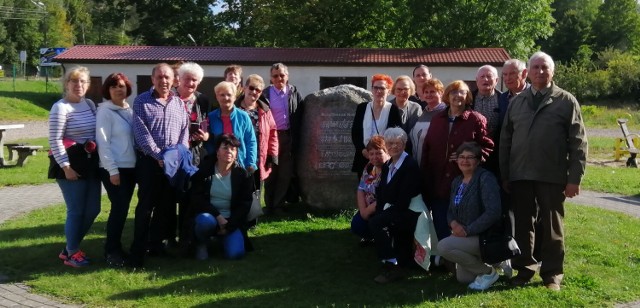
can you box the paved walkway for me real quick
[0,184,639,307]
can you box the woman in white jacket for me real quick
[96,73,136,268]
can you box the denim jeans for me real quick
[100,168,136,255]
[194,213,245,260]
[57,178,102,252]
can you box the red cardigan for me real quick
[421,108,493,201]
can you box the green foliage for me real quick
[591,0,640,53]
[0,201,639,307]
[555,49,640,101]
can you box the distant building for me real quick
[54,45,510,102]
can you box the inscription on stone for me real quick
[297,85,372,209]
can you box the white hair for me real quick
[528,51,555,72]
[383,127,407,144]
[178,62,204,83]
[476,65,498,78]
[503,59,526,72]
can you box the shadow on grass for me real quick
[0,205,518,307]
[0,90,58,111]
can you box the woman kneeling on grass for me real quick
[188,134,254,260]
[437,142,503,290]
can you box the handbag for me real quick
[479,217,521,264]
[246,189,264,222]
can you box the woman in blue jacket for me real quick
[207,81,257,173]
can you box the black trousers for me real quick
[510,180,565,284]
[369,209,420,266]
[100,167,136,255]
[129,153,176,264]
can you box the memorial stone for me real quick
[297,85,372,209]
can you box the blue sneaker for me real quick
[64,251,90,268]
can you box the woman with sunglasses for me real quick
[351,74,402,179]
[235,74,279,191]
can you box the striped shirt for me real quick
[48,98,97,167]
[132,88,189,160]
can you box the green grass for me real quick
[0,138,53,187]
[0,200,638,307]
[582,104,640,129]
[583,165,640,196]
[0,79,61,121]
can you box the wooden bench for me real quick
[615,118,639,168]
[4,145,43,167]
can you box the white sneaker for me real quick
[195,244,208,261]
[468,268,499,291]
[497,260,513,278]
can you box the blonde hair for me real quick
[62,66,90,96]
[214,81,237,96]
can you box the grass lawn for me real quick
[0,199,638,307]
[581,104,640,129]
[0,79,61,121]
[0,138,53,187]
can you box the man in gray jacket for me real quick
[500,51,588,291]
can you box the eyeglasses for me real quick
[457,155,477,161]
[395,88,410,93]
[70,79,89,85]
[272,74,286,78]
[247,85,262,93]
[451,90,468,95]
[372,86,387,92]
[386,141,403,148]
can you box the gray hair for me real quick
[528,51,555,72]
[383,127,407,144]
[271,62,289,75]
[476,65,498,78]
[177,62,204,83]
[503,59,526,72]
[456,141,482,159]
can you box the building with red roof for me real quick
[54,45,510,102]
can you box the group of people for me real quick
[350,52,587,291]
[47,51,587,292]
[48,62,303,268]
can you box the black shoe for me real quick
[374,262,406,283]
[358,238,375,247]
[105,251,127,268]
[147,246,172,258]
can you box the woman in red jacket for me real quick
[235,74,279,190]
[421,80,493,243]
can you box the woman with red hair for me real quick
[351,74,401,178]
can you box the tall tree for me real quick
[538,0,600,63]
[591,0,640,53]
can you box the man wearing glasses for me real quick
[262,63,305,214]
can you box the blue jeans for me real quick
[100,168,136,255]
[194,213,245,260]
[57,178,102,252]
[351,212,372,239]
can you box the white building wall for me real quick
[72,63,502,100]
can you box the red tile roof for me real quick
[54,45,510,66]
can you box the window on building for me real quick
[319,77,367,90]
[86,76,103,103]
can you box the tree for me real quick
[591,0,640,53]
[538,0,600,63]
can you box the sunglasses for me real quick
[247,85,262,93]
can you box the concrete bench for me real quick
[7,145,43,167]
[4,143,25,161]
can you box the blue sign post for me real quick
[39,47,66,93]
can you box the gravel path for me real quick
[0,120,49,142]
